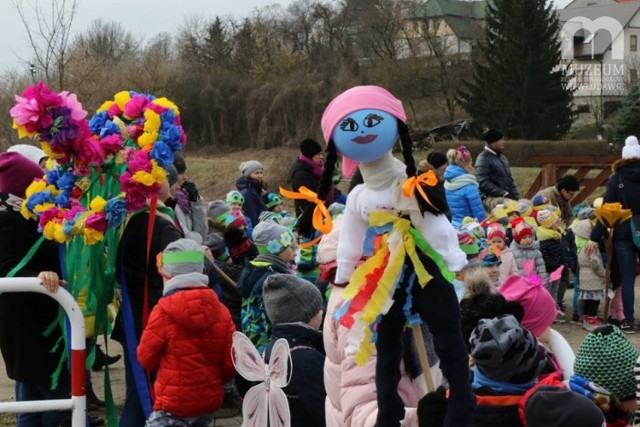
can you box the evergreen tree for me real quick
[458,0,574,140]
[613,85,640,147]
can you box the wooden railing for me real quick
[525,155,619,204]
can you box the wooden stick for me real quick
[412,324,434,393]
[211,262,237,289]
[603,234,613,322]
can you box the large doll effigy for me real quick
[10,82,185,424]
[293,86,474,426]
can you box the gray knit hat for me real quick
[263,274,323,324]
[159,238,205,278]
[253,220,295,255]
[239,160,264,178]
[470,315,546,384]
[167,164,179,186]
[208,200,232,222]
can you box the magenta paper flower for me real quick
[124,94,149,119]
[100,134,123,155]
[10,95,50,133]
[146,102,168,115]
[59,91,88,121]
[107,102,122,119]
[23,82,64,109]
[85,212,108,233]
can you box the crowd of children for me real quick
[117,135,640,427]
[5,128,640,427]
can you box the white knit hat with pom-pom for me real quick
[622,135,640,159]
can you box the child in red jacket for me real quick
[138,238,236,426]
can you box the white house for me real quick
[558,2,640,111]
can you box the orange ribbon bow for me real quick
[279,186,333,248]
[402,170,439,211]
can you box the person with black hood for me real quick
[475,129,520,211]
[236,160,268,226]
[289,138,326,216]
[114,169,183,426]
[0,152,70,427]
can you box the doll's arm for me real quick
[411,210,468,273]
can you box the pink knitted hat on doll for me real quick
[498,274,557,337]
[321,86,407,178]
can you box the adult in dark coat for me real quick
[475,129,520,210]
[236,160,268,226]
[289,139,325,216]
[114,177,183,427]
[0,152,70,427]
[586,136,640,333]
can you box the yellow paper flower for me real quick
[131,171,156,186]
[21,200,35,220]
[150,160,167,184]
[53,223,70,244]
[143,110,161,134]
[42,221,57,241]
[25,180,47,198]
[33,203,55,213]
[595,202,632,229]
[90,196,107,212]
[153,97,180,116]
[41,142,65,160]
[114,91,132,112]
[83,228,104,245]
[96,100,115,113]
[12,119,36,139]
[138,131,158,147]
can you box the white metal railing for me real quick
[0,278,86,426]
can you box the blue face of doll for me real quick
[332,109,398,163]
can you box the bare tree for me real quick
[14,0,79,90]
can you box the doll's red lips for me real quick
[352,134,378,144]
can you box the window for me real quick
[630,69,638,86]
[576,69,588,87]
[631,35,638,52]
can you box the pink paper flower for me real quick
[59,91,88,121]
[85,212,108,233]
[124,94,149,119]
[100,134,124,155]
[107,102,123,119]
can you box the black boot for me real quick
[92,344,122,372]
[87,381,105,409]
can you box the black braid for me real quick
[397,119,447,216]
[295,140,338,239]
[398,119,416,177]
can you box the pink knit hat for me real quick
[321,86,407,178]
[0,152,44,198]
[498,275,557,337]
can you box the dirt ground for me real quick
[1,287,640,426]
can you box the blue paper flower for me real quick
[57,172,76,193]
[160,109,176,124]
[46,169,59,186]
[105,198,127,228]
[26,192,54,212]
[150,141,174,169]
[89,111,109,135]
[99,120,121,139]
[55,192,71,208]
[159,122,183,152]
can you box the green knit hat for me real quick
[574,325,640,401]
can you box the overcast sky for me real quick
[0,0,573,73]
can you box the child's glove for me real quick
[418,386,448,427]
[182,181,200,202]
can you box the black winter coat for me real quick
[289,159,320,216]
[235,176,267,226]
[264,324,326,427]
[114,212,183,342]
[592,158,640,242]
[475,148,520,199]
[538,238,565,275]
[0,211,65,381]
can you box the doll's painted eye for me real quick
[339,117,359,132]
[363,113,383,128]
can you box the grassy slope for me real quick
[186,148,603,205]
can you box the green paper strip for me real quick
[7,235,46,278]
[163,251,204,265]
